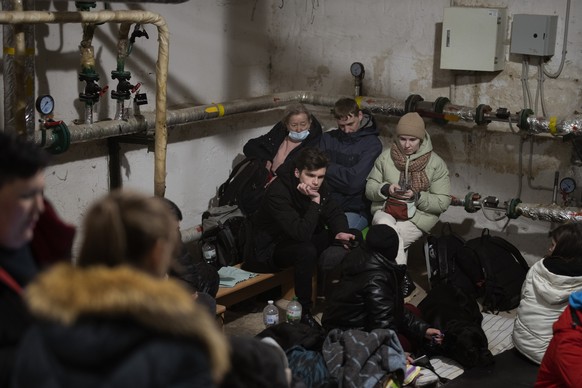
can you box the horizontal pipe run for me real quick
[34,92,406,146]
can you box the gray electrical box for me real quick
[440,7,507,72]
[510,14,558,56]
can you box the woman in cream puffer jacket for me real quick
[513,222,582,364]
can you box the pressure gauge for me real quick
[560,177,576,194]
[36,95,55,116]
[350,62,365,78]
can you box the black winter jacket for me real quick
[246,164,349,272]
[0,245,36,388]
[11,264,230,388]
[322,246,429,343]
[243,117,323,171]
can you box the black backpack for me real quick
[455,228,529,312]
[200,206,254,267]
[218,157,270,216]
[425,223,468,288]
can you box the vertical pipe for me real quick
[3,0,16,133]
[13,0,27,136]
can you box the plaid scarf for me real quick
[390,143,431,193]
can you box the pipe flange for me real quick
[79,70,99,83]
[48,122,71,154]
[507,198,522,219]
[464,192,479,213]
[433,97,451,125]
[518,109,534,131]
[111,70,131,81]
[475,104,492,125]
[405,94,424,113]
[433,96,450,114]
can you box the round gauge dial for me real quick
[36,95,54,115]
[560,177,576,194]
[350,62,365,77]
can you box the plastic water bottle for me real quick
[263,300,279,328]
[201,241,217,265]
[286,296,302,324]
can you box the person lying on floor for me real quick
[321,224,442,355]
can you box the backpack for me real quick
[424,223,469,289]
[455,228,529,312]
[218,157,270,216]
[200,205,254,267]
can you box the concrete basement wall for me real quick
[4,0,580,262]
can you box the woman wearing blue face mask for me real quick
[244,103,323,175]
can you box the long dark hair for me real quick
[549,222,582,260]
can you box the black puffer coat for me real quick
[243,117,322,170]
[322,246,429,343]
[245,163,349,273]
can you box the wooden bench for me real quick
[216,264,296,308]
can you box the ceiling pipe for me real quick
[0,9,170,197]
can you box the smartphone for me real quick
[411,354,427,365]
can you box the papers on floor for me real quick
[218,266,258,287]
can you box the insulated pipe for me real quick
[450,192,582,223]
[3,0,35,136]
[516,203,582,223]
[79,19,98,124]
[112,22,132,121]
[33,91,403,146]
[0,10,170,197]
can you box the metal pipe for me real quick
[33,91,403,145]
[516,203,582,223]
[3,0,35,136]
[0,9,170,197]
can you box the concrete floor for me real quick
[223,242,432,337]
[222,240,516,336]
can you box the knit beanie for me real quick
[396,112,426,139]
[365,224,399,261]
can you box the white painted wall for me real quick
[5,0,581,262]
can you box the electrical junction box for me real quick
[440,7,507,72]
[510,14,558,56]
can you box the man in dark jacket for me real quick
[244,147,354,329]
[0,133,49,386]
[319,98,383,231]
[322,224,442,353]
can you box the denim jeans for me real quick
[345,212,369,231]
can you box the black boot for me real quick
[402,271,416,298]
[300,310,323,330]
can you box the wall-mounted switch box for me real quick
[510,14,558,56]
[440,7,507,72]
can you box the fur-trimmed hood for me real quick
[24,263,230,382]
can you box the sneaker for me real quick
[300,312,323,330]
[402,271,416,298]
[413,367,439,387]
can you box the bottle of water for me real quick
[286,296,302,324]
[201,241,217,266]
[263,300,279,328]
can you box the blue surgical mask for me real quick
[289,130,309,142]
